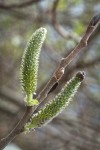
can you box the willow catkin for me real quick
[25,71,85,129]
[20,27,47,105]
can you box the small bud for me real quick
[76,71,85,81]
[89,14,100,26]
[55,67,65,80]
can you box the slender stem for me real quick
[0,13,99,150]
[0,106,33,149]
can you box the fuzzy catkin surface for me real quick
[27,76,82,129]
[20,28,47,95]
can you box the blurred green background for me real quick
[0,0,100,150]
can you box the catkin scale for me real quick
[20,28,47,96]
[25,72,85,129]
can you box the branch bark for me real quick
[0,0,43,9]
[76,57,100,69]
[0,13,100,150]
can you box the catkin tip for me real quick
[38,27,47,34]
[20,27,47,95]
[76,71,85,81]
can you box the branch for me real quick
[52,0,80,42]
[0,13,100,149]
[0,0,44,20]
[0,0,43,9]
[76,57,100,69]
[0,8,32,20]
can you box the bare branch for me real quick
[0,13,100,149]
[52,0,80,42]
[76,57,100,69]
[0,0,44,9]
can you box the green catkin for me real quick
[25,71,85,129]
[20,27,47,105]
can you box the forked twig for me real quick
[52,0,80,42]
[0,13,100,150]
